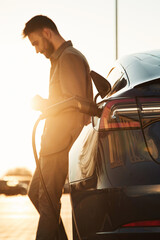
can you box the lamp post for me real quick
[115,0,118,60]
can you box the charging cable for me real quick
[32,96,101,240]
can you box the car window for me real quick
[107,66,128,96]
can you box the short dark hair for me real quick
[22,15,59,38]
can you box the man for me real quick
[22,15,93,239]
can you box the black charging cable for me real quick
[32,116,68,239]
[32,96,101,240]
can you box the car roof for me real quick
[118,49,160,87]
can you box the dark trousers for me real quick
[28,150,69,240]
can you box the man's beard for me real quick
[42,38,54,59]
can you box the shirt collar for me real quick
[50,40,73,63]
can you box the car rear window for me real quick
[107,66,128,96]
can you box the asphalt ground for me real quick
[0,194,72,240]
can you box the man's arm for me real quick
[59,53,89,99]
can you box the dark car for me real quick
[0,167,32,195]
[0,179,28,195]
[69,50,160,240]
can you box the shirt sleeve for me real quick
[59,53,88,99]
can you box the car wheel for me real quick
[20,188,27,195]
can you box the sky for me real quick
[0,0,160,176]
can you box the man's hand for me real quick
[31,95,45,111]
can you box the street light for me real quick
[115,0,118,60]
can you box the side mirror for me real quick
[90,71,111,99]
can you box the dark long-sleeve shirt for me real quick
[40,41,93,156]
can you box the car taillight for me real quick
[138,97,160,128]
[122,220,160,227]
[100,98,140,130]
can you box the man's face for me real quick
[28,31,54,59]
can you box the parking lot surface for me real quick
[0,194,72,240]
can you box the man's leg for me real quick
[28,167,40,212]
[36,149,69,240]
